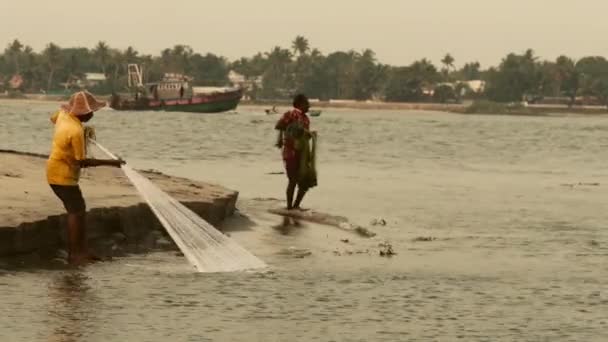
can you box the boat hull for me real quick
[110,89,242,113]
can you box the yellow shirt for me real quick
[46,111,86,186]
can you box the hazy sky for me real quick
[1,0,607,68]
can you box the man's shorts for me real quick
[50,184,86,213]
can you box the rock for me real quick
[140,233,156,250]
[110,244,126,257]
[149,230,163,239]
[340,239,350,244]
[379,242,396,257]
[354,226,377,238]
[55,249,68,260]
[156,237,173,249]
[111,232,127,243]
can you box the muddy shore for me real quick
[0,150,238,261]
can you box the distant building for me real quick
[228,70,263,90]
[81,73,107,87]
[465,80,486,93]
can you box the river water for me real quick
[1,100,607,341]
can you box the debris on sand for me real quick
[332,249,371,257]
[278,247,312,258]
[412,236,437,242]
[561,182,600,188]
[3,172,22,178]
[354,226,377,238]
[254,197,282,202]
[379,242,396,257]
[370,218,387,226]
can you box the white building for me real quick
[80,73,107,87]
[228,70,262,90]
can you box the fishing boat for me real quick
[109,64,242,113]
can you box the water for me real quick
[1,100,608,341]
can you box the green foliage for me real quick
[2,37,608,107]
[433,84,457,103]
[385,59,439,102]
[484,49,542,102]
[458,62,481,81]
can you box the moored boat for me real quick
[109,64,242,113]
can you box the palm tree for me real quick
[6,39,24,73]
[292,36,310,57]
[43,43,62,91]
[93,41,110,75]
[123,46,139,63]
[310,48,322,59]
[171,45,193,73]
[110,49,124,85]
[263,47,294,97]
[441,53,455,80]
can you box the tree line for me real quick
[1,37,607,106]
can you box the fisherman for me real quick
[275,94,317,210]
[47,91,124,265]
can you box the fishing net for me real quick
[93,141,266,273]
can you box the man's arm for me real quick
[275,130,284,148]
[72,131,124,168]
[79,159,124,168]
[274,111,291,148]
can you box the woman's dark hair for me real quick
[293,94,309,108]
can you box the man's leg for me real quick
[293,186,308,210]
[56,185,90,265]
[67,211,86,264]
[286,180,296,210]
[285,157,299,210]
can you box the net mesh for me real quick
[93,142,266,273]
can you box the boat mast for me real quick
[127,64,144,88]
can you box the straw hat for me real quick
[62,91,106,115]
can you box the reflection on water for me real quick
[47,271,96,342]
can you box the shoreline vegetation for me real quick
[2,36,608,114]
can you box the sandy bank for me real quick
[0,150,238,259]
